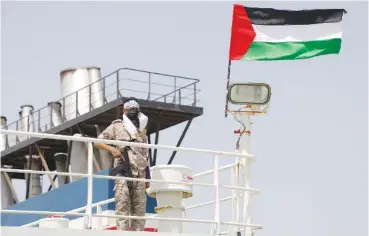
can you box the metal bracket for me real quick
[167,119,193,165]
[152,116,161,166]
[35,144,57,189]
[25,146,32,199]
[147,135,153,166]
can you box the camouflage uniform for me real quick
[98,119,148,231]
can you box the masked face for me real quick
[125,108,140,128]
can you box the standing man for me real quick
[94,97,149,231]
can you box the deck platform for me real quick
[0,68,203,179]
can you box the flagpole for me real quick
[224,60,232,118]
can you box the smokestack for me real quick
[18,105,35,142]
[60,67,104,121]
[0,116,8,151]
[53,153,69,187]
[95,125,112,170]
[87,68,104,109]
[69,133,101,182]
[47,102,63,128]
[25,155,42,197]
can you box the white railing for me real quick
[0,129,262,235]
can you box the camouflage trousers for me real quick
[114,176,146,231]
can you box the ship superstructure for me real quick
[0,67,261,236]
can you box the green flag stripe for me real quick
[241,38,342,61]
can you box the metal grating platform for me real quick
[1,68,203,178]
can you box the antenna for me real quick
[227,82,271,236]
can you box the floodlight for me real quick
[228,83,271,105]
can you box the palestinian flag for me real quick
[229,5,347,61]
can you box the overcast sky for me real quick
[1,1,367,236]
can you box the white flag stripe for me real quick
[253,22,343,43]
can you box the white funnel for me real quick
[48,102,63,128]
[147,165,193,233]
[53,153,69,187]
[95,125,112,170]
[69,134,88,182]
[87,68,104,109]
[18,105,35,142]
[60,67,104,121]
[0,116,8,151]
[69,134,100,182]
[24,155,42,197]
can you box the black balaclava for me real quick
[126,108,140,128]
[123,98,140,128]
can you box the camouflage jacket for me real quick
[97,119,148,177]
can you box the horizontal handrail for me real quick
[153,81,197,102]
[0,129,261,233]
[1,209,262,230]
[0,130,252,159]
[186,196,233,210]
[20,164,240,228]
[121,68,200,82]
[0,168,261,193]
[193,163,237,178]
[19,196,233,228]
[6,67,201,127]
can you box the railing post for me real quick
[27,116,30,132]
[193,83,197,106]
[212,154,220,235]
[242,157,252,236]
[173,77,177,103]
[231,159,236,226]
[84,142,94,229]
[239,114,252,236]
[236,158,241,234]
[116,70,120,98]
[179,89,182,105]
[50,105,53,129]
[62,98,66,122]
[89,84,92,111]
[75,91,79,118]
[38,110,41,132]
[102,77,106,104]
[15,121,19,144]
[147,73,151,100]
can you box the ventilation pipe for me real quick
[60,67,104,121]
[88,68,104,109]
[18,105,42,197]
[53,153,69,187]
[25,155,42,197]
[0,116,8,151]
[69,134,101,182]
[95,125,112,170]
[48,102,63,128]
[147,165,193,233]
[18,105,35,142]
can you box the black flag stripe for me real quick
[245,7,347,25]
